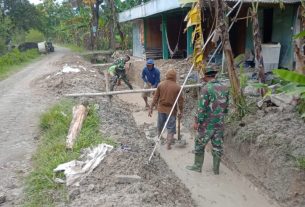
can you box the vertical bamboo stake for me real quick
[295,5,305,75]
[105,72,111,102]
[250,1,266,95]
[215,0,245,117]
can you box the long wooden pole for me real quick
[92,63,113,67]
[65,84,203,97]
[105,72,111,102]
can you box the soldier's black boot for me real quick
[213,154,221,175]
[186,153,204,172]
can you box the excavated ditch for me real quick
[36,54,195,206]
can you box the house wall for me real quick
[245,5,298,69]
[145,17,162,49]
[272,5,298,69]
[229,6,248,57]
[132,20,145,58]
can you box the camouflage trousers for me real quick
[114,69,133,90]
[195,125,224,157]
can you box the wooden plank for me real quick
[65,84,202,97]
[92,63,113,67]
[66,104,89,149]
[81,50,114,55]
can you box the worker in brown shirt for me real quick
[148,69,184,150]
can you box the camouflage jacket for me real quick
[195,79,229,129]
[114,58,126,71]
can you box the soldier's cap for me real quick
[146,59,154,65]
[204,67,218,77]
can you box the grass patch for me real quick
[0,49,41,80]
[61,44,86,53]
[24,100,115,206]
[297,157,305,170]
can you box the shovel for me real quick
[175,105,186,148]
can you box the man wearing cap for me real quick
[186,68,229,175]
[141,59,160,108]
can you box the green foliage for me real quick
[273,69,305,85]
[25,29,45,43]
[239,65,248,90]
[273,69,305,120]
[0,38,7,55]
[24,100,115,206]
[11,29,28,45]
[62,44,86,52]
[0,49,40,80]
[294,30,305,40]
[297,157,305,170]
[298,99,305,119]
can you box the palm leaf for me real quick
[250,82,268,89]
[277,83,299,93]
[273,69,305,85]
[286,86,305,95]
[293,30,305,40]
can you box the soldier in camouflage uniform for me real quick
[112,55,133,89]
[186,68,229,175]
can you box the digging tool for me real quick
[175,104,186,148]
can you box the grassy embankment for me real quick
[0,49,41,80]
[24,100,115,206]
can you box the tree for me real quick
[294,3,305,75]
[214,0,245,117]
[250,0,266,95]
[3,0,43,32]
[83,0,103,50]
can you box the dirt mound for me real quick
[33,54,105,96]
[183,82,305,207]
[224,107,305,207]
[66,99,194,207]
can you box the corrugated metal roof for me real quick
[226,0,300,3]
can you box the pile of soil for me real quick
[67,99,194,207]
[36,54,194,207]
[34,54,105,96]
[225,107,305,207]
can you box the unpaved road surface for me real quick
[118,92,280,207]
[0,47,69,206]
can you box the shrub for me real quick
[25,29,45,43]
[0,49,40,79]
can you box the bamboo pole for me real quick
[105,72,111,102]
[105,72,110,93]
[65,84,203,97]
[92,63,113,67]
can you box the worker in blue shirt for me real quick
[141,59,160,109]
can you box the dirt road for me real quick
[0,47,69,206]
[118,92,280,207]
